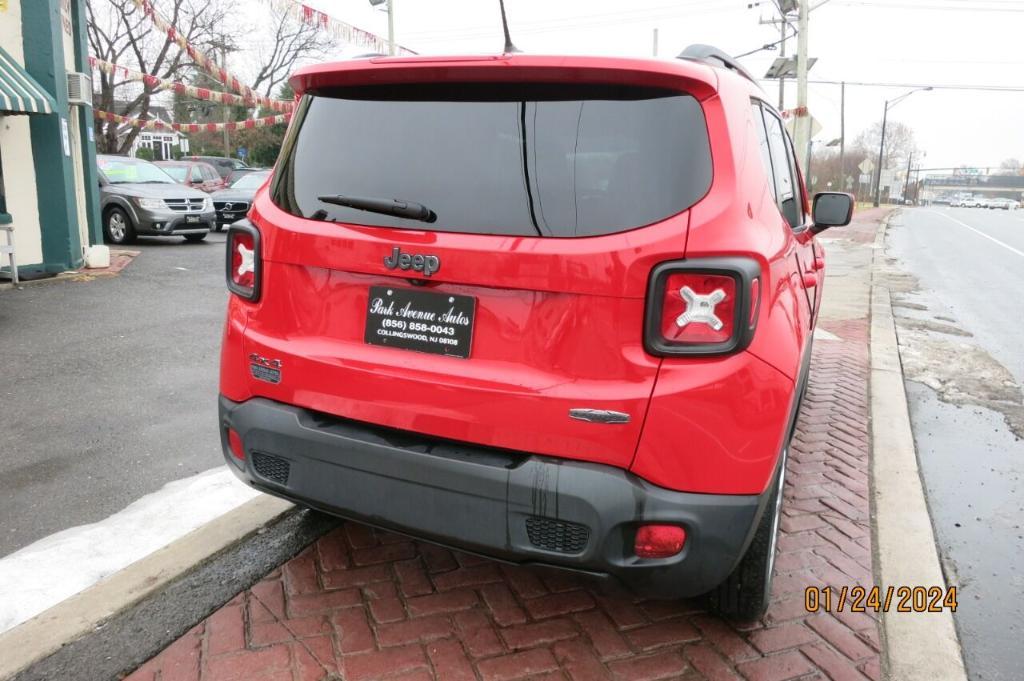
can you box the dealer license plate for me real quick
[364,286,476,359]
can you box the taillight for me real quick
[226,221,261,301]
[644,258,761,356]
[634,525,687,559]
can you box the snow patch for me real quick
[0,467,260,634]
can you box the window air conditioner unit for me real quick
[67,72,92,106]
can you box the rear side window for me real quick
[760,107,804,229]
[272,83,712,237]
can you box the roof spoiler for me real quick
[676,44,759,87]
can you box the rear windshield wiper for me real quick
[317,195,437,224]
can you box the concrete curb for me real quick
[0,495,339,681]
[869,212,967,681]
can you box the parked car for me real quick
[154,160,226,193]
[986,198,1019,210]
[97,155,215,244]
[181,155,252,183]
[210,170,271,229]
[952,196,981,208]
[217,47,853,620]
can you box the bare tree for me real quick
[996,158,1022,175]
[248,4,337,100]
[852,120,918,172]
[87,0,230,154]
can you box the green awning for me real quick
[0,45,56,115]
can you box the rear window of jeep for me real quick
[271,83,712,237]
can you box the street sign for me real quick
[859,159,874,174]
[859,173,871,185]
[846,176,854,190]
[784,114,822,140]
[237,147,248,160]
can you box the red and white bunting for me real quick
[94,108,291,133]
[267,0,416,56]
[130,0,274,106]
[89,57,294,113]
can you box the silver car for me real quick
[97,155,216,244]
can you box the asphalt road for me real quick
[0,232,230,558]
[887,207,1024,681]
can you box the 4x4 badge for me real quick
[384,246,440,277]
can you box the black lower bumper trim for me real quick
[218,396,769,598]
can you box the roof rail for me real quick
[676,44,759,87]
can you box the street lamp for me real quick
[368,0,395,56]
[873,86,932,207]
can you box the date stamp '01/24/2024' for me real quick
[805,586,958,613]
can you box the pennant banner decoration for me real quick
[267,0,417,56]
[130,0,268,103]
[89,57,294,113]
[95,109,292,133]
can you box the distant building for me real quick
[0,0,101,277]
[101,99,190,161]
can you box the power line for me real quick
[836,0,1024,11]
[790,78,1024,92]
[735,27,798,58]
[404,1,743,41]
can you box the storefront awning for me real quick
[0,46,56,115]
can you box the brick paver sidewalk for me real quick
[127,218,882,681]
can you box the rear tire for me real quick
[184,233,207,243]
[708,447,787,621]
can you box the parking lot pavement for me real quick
[123,215,884,681]
[0,232,230,557]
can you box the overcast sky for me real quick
[238,0,1024,173]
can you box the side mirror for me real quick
[811,192,854,233]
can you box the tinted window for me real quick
[761,110,801,229]
[272,84,712,237]
[751,102,776,201]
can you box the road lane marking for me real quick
[924,210,1024,259]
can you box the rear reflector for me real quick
[634,524,686,559]
[227,428,245,461]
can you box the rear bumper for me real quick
[218,395,771,598]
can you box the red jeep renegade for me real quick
[219,46,853,619]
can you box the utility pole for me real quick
[778,18,786,109]
[221,41,231,157]
[793,0,811,171]
[839,81,846,190]
[652,28,658,57]
[902,152,913,203]
[387,0,396,55]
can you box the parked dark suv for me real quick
[218,48,853,619]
